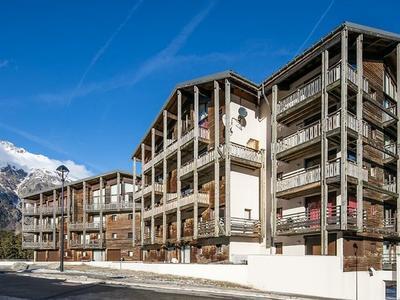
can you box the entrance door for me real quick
[180,246,190,263]
[107,249,121,261]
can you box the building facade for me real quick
[131,72,269,263]
[262,22,400,272]
[22,22,400,273]
[21,171,141,262]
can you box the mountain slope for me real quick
[0,140,91,231]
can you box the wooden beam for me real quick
[141,143,145,245]
[271,85,278,247]
[99,177,104,248]
[82,182,87,248]
[356,34,364,232]
[167,111,177,120]
[162,110,168,244]
[214,81,220,237]
[225,79,231,235]
[176,90,182,241]
[151,128,155,244]
[396,43,400,236]
[132,158,136,247]
[321,49,329,255]
[340,28,349,230]
[193,85,199,239]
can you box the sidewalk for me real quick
[8,263,330,300]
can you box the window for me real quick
[276,208,283,219]
[64,251,69,258]
[128,251,134,257]
[82,251,87,257]
[128,213,133,220]
[244,209,251,220]
[370,167,377,177]
[112,233,117,239]
[128,232,133,239]
[275,243,283,255]
[111,215,117,221]
[64,234,68,240]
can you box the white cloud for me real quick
[0,140,92,180]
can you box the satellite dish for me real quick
[238,107,248,118]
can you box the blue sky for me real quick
[0,0,399,177]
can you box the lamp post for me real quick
[353,242,358,300]
[57,165,69,272]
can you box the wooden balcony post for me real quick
[177,91,182,241]
[340,27,349,230]
[141,143,145,245]
[151,128,156,244]
[271,85,278,244]
[67,186,71,249]
[396,43,400,236]
[225,79,231,235]
[71,188,75,223]
[83,181,87,248]
[39,193,43,243]
[53,190,57,249]
[214,81,220,237]
[132,157,137,246]
[194,86,199,239]
[163,110,168,244]
[356,34,364,232]
[99,177,104,248]
[321,49,329,255]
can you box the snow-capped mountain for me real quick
[0,140,91,231]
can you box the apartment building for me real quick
[21,171,141,262]
[131,72,269,263]
[261,22,400,271]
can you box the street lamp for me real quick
[57,165,69,272]
[353,243,358,300]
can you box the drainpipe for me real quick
[261,83,273,254]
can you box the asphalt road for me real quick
[0,272,251,300]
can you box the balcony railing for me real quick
[69,222,103,231]
[41,224,56,231]
[277,121,321,153]
[22,241,42,249]
[276,206,356,234]
[277,165,321,193]
[277,158,368,193]
[229,143,263,164]
[276,109,371,155]
[382,253,397,270]
[277,63,370,115]
[22,224,41,232]
[383,181,397,193]
[363,212,397,235]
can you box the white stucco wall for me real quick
[230,166,259,220]
[229,96,266,150]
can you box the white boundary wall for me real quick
[1,254,396,300]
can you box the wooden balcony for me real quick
[70,239,103,249]
[276,206,356,235]
[22,224,42,232]
[69,222,104,231]
[276,109,370,161]
[277,158,368,199]
[229,143,263,167]
[277,63,371,123]
[142,127,210,172]
[197,217,260,238]
[363,213,397,236]
[22,241,42,249]
[85,198,139,213]
[382,253,397,270]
